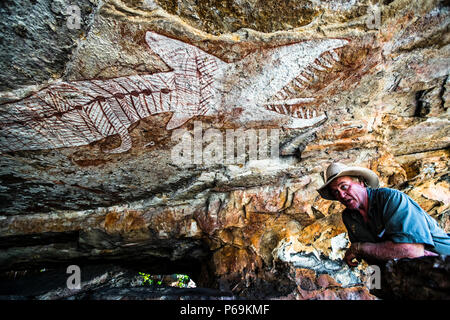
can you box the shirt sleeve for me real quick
[378,188,435,247]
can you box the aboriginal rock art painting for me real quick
[0,31,349,154]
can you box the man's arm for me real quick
[344,241,437,267]
[359,241,424,260]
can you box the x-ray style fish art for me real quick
[0,31,349,154]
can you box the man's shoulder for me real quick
[370,187,425,218]
[368,187,413,214]
[370,187,405,201]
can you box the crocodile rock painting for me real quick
[0,31,349,154]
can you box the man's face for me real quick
[328,176,367,210]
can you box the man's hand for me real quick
[344,242,361,267]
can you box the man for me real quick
[317,162,450,267]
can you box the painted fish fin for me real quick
[166,112,192,130]
[104,130,133,154]
[145,31,227,71]
[283,114,327,129]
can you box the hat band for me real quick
[326,172,338,182]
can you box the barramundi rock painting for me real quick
[0,31,348,154]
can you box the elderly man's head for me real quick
[317,162,379,200]
[328,175,368,210]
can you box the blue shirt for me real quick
[342,187,450,255]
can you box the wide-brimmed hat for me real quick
[317,162,379,200]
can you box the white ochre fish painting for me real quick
[0,31,349,154]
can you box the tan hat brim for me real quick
[317,167,379,200]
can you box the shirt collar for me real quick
[366,187,373,217]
